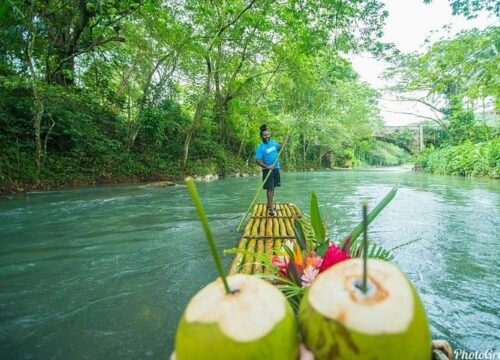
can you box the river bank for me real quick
[3,159,496,197]
[0,171,261,197]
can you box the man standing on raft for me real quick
[255,124,281,216]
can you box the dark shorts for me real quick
[262,168,281,190]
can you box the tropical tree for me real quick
[384,26,499,132]
[423,0,499,19]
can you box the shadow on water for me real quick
[0,169,498,358]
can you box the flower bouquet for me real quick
[265,190,397,311]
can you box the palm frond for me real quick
[352,240,394,261]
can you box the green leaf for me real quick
[287,261,302,287]
[283,244,294,260]
[310,192,325,244]
[341,187,398,252]
[315,241,330,257]
[292,220,307,251]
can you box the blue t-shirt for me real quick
[256,140,280,169]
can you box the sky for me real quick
[350,0,497,126]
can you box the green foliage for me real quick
[415,139,500,178]
[385,25,498,178]
[341,188,397,256]
[0,81,183,189]
[354,140,410,166]
[309,193,326,245]
[423,0,499,19]
[409,26,498,104]
[258,273,306,313]
[447,109,494,144]
[298,190,396,260]
[7,0,495,190]
[391,128,414,149]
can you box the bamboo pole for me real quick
[264,239,274,274]
[289,204,299,217]
[272,218,280,236]
[242,235,295,239]
[274,239,282,255]
[259,218,267,235]
[251,218,260,235]
[266,217,273,236]
[288,204,296,217]
[284,218,294,236]
[278,218,287,237]
[293,204,302,217]
[243,218,254,236]
[241,238,256,274]
[254,240,265,274]
[228,238,248,275]
[252,204,260,216]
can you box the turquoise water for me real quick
[0,169,499,358]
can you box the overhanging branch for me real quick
[382,109,445,127]
[50,35,126,79]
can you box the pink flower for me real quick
[319,243,350,273]
[305,252,322,269]
[301,266,319,287]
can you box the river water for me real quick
[0,169,498,359]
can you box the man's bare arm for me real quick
[256,159,273,169]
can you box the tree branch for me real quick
[50,35,126,79]
[223,33,252,97]
[208,0,258,51]
[382,109,444,127]
[394,95,445,114]
[230,67,283,99]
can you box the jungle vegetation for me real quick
[0,0,498,193]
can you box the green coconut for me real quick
[299,259,431,360]
[175,274,299,360]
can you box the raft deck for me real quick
[228,202,302,275]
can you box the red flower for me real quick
[319,243,350,273]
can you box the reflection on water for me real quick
[0,169,499,358]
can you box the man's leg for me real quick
[265,169,276,215]
[267,188,273,211]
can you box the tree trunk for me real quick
[302,136,309,169]
[42,115,55,168]
[26,8,44,183]
[33,92,44,181]
[182,58,212,169]
[318,152,324,167]
[51,48,75,85]
[182,96,207,169]
[214,44,229,149]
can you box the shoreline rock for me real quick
[146,181,176,187]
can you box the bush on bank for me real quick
[414,139,499,178]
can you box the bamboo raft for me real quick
[228,202,302,275]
